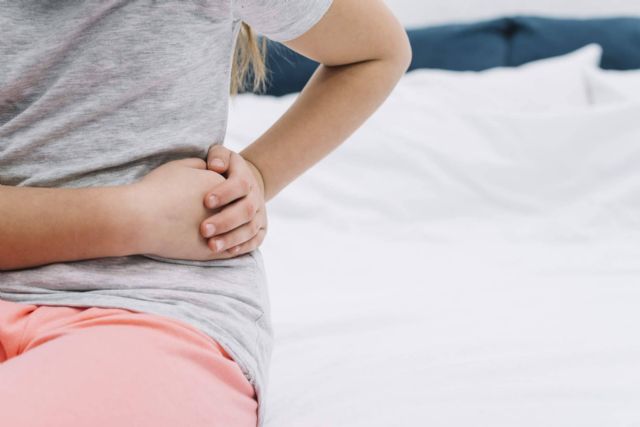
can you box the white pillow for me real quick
[397,43,602,112]
[584,67,640,105]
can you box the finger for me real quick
[206,216,263,254]
[207,144,233,173]
[173,157,207,169]
[224,227,267,256]
[200,196,258,238]
[204,172,253,210]
[205,152,253,209]
[203,212,266,260]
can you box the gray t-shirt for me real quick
[0,1,333,425]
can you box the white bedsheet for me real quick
[225,56,640,426]
[259,223,640,427]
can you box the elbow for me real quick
[382,28,412,76]
[395,30,413,73]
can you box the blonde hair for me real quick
[230,23,268,96]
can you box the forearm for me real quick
[239,56,408,202]
[0,184,140,271]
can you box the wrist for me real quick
[107,183,149,256]
[244,158,266,201]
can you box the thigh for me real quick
[0,304,257,427]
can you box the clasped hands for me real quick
[201,144,268,258]
[132,144,268,261]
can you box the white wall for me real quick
[385,0,640,28]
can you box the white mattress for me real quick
[224,48,640,426]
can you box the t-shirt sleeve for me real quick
[232,0,333,43]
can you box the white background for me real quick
[385,0,640,27]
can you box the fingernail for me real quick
[204,223,215,237]
[211,159,224,168]
[208,195,218,208]
[215,240,224,252]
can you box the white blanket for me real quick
[224,51,640,426]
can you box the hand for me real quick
[129,158,230,260]
[200,144,268,258]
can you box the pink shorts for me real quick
[0,298,258,427]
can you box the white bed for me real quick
[224,46,640,426]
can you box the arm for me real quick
[239,0,412,202]
[0,183,140,271]
[0,158,232,271]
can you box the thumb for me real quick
[207,144,233,173]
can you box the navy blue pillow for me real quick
[508,16,640,70]
[406,18,510,72]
